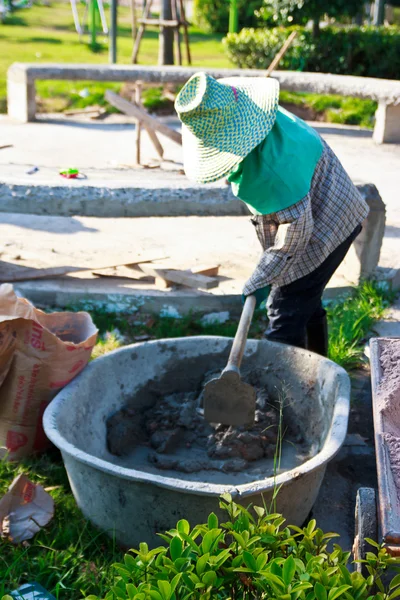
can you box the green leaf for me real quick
[260,571,286,591]
[139,542,149,555]
[180,532,200,553]
[283,555,296,586]
[306,520,317,535]
[177,519,190,535]
[202,571,217,586]
[170,536,183,561]
[365,537,381,549]
[390,574,400,590]
[389,589,400,600]
[243,551,258,571]
[339,565,352,586]
[232,531,247,548]
[124,553,137,570]
[170,573,183,594]
[196,553,210,576]
[148,592,163,600]
[254,505,266,518]
[208,512,218,530]
[314,581,328,600]
[157,580,171,600]
[328,585,352,600]
[256,552,268,571]
[271,561,283,578]
[201,529,221,554]
[126,584,138,600]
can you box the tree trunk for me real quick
[373,0,385,25]
[158,0,174,65]
[312,17,320,37]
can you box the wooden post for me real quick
[178,0,191,65]
[171,0,182,66]
[134,82,142,164]
[130,0,137,40]
[159,0,174,65]
[132,0,153,63]
[265,30,297,77]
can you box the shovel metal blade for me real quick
[203,370,256,426]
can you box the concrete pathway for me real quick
[0,114,399,311]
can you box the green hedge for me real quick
[193,0,262,33]
[224,25,400,79]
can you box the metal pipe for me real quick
[109,0,117,63]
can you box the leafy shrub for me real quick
[224,25,400,80]
[85,493,400,600]
[193,0,262,33]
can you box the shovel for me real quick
[203,295,257,426]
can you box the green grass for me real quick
[0,1,377,127]
[0,452,120,599]
[84,279,393,371]
[280,90,378,129]
[327,280,395,369]
[0,0,229,112]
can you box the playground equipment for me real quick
[70,0,108,46]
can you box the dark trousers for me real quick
[265,224,362,356]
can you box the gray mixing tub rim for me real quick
[43,336,351,498]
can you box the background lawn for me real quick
[0,1,377,126]
[0,1,229,112]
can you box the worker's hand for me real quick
[242,286,271,309]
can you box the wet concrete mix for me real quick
[107,370,307,475]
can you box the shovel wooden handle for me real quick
[223,295,256,375]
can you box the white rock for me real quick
[200,311,230,326]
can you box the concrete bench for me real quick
[7,62,400,143]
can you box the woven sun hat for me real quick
[175,72,279,184]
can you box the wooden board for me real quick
[139,263,219,290]
[105,91,182,146]
[0,254,168,283]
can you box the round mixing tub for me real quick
[43,336,350,547]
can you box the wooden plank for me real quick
[0,254,169,282]
[106,90,182,145]
[92,266,153,281]
[139,263,218,290]
[135,81,164,159]
[191,264,220,277]
[64,106,102,116]
[265,30,297,77]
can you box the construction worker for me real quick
[174,72,369,356]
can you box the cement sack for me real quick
[0,284,98,460]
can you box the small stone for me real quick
[222,458,248,472]
[150,428,182,454]
[200,311,230,326]
[148,454,178,470]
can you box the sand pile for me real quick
[377,340,400,494]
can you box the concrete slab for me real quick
[374,294,400,337]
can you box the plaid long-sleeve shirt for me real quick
[243,141,370,296]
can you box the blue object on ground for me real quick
[10,583,56,600]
